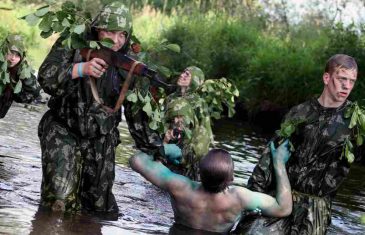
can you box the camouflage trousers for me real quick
[235,190,331,235]
[38,111,120,214]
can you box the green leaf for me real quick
[25,14,40,26]
[40,30,53,39]
[19,65,31,79]
[1,62,7,72]
[357,134,363,146]
[142,102,152,116]
[233,88,239,97]
[0,84,3,95]
[0,52,4,62]
[346,151,355,164]
[126,93,138,103]
[39,13,54,32]
[100,38,114,48]
[52,21,64,32]
[164,44,180,53]
[62,18,71,27]
[283,124,295,137]
[35,6,49,17]
[228,107,235,118]
[73,24,85,34]
[344,106,352,118]
[89,41,100,49]
[70,33,87,49]
[349,111,358,129]
[359,113,365,131]
[149,120,158,130]
[13,80,22,94]
[62,1,76,11]
[62,37,72,49]
[157,66,171,78]
[3,72,10,84]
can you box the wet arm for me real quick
[240,142,292,217]
[129,152,191,193]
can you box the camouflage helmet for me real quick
[5,34,25,58]
[165,97,194,125]
[94,1,133,35]
[186,66,205,91]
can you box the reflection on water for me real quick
[0,104,364,234]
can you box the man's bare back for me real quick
[130,142,292,233]
[170,183,244,232]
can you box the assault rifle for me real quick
[79,47,175,112]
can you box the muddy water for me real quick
[0,104,364,234]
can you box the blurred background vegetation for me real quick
[1,0,365,114]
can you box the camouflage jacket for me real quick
[248,98,358,199]
[165,90,214,162]
[38,39,124,138]
[0,64,40,118]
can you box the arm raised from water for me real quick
[236,140,292,217]
[129,151,191,193]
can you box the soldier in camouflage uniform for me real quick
[38,2,133,214]
[237,54,360,235]
[0,34,40,118]
[163,66,214,180]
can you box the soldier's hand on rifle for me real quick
[72,58,109,79]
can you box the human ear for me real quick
[323,72,330,85]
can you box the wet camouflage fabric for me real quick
[0,70,39,118]
[0,35,40,118]
[94,2,132,34]
[164,67,213,180]
[38,38,124,213]
[240,98,358,235]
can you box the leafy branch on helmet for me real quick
[21,1,111,49]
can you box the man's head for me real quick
[177,66,205,91]
[93,2,132,52]
[199,149,234,193]
[322,54,358,105]
[5,34,25,68]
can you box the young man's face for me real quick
[177,69,192,88]
[323,68,357,104]
[6,50,21,68]
[97,30,126,52]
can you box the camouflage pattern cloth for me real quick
[237,98,358,235]
[0,34,40,118]
[123,76,165,158]
[164,66,213,180]
[37,2,132,214]
[93,1,132,34]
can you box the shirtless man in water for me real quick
[129,141,292,233]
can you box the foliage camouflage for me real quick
[244,98,361,234]
[0,35,32,95]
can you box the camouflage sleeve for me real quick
[247,106,299,192]
[38,38,78,97]
[13,72,41,103]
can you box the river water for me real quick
[0,104,364,234]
